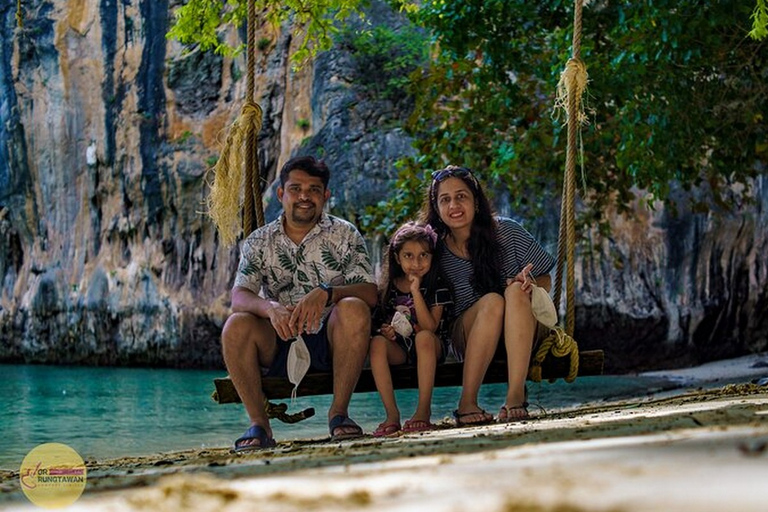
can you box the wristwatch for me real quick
[319,283,333,306]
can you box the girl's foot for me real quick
[402,418,436,433]
[372,421,401,437]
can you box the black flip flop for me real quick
[328,414,364,441]
[233,425,277,453]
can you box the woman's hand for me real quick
[509,262,535,294]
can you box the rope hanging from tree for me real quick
[536,0,589,382]
[553,0,588,338]
[206,0,265,246]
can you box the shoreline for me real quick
[2,353,767,511]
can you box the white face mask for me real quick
[391,309,413,338]
[287,335,311,402]
[531,285,558,328]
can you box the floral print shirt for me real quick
[234,213,375,313]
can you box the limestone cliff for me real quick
[0,1,765,372]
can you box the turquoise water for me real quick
[0,364,675,470]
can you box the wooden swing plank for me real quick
[212,349,604,404]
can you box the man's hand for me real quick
[266,302,295,341]
[288,287,328,336]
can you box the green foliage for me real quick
[335,24,428,100]
[166,0,368,67]
[257,36,272,51]
[297,118,311,130]
[750,0,768,39]
[364,0,768,235]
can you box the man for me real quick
[222,156,378,451]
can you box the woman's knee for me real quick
[476,292,505,318]
[504,282,533,310]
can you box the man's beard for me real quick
[290,203,318,224]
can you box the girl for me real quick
[370,222,452,436]
[420,165,555,425]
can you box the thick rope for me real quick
[205,0,265,245]
[528,327,580,383]
[243,0,258,234]
[552,0,587,338]
[16,0,23,27]
[264,399,316,424]
[205,101,263,246]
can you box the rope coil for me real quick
[528,327,579,383]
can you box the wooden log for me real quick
[212,349,604,404]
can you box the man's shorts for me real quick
[265,321,332,378]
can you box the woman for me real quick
[420,165,555,424]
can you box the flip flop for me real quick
[329,414,364,441]
[497,403,530,423]
[372,421,401,437]
[402,419,436,433]
[452,408,494,427]
[233,425,277,453]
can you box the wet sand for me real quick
[2,356,767,511]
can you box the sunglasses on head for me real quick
[431,166,479,188]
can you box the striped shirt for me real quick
[439,217,555,319]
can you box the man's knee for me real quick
[332,297,372,331]
[222,312,268,349]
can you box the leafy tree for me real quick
[166,0,368,64]
[363,0,767,235]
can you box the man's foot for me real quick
[497,403,530,423]
[233,425,276,453]
[329,414,364,441]
[452,408,494,427]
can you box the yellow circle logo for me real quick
[19,443,87,509]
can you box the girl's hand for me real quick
[380,324,396,342]
[408,274,422,294]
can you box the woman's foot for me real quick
[497,403,530,423]
[452,408,494,427]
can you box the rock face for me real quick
[0,1,766,372]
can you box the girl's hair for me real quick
[418,165,502,296]
[379,221,441,304]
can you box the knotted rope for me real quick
[528,327,579,383]
[264,399,316,424]
[205,101,264,245]
[205,0,265,245]
[552,0,588,338]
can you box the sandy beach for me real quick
[2,353,767,512]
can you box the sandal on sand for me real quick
[452,409,494,427]
[402,419,436,433]
[329,414,364,441]
[497,403,530,423]
[233,425,277,453]
[372,422,401,437]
